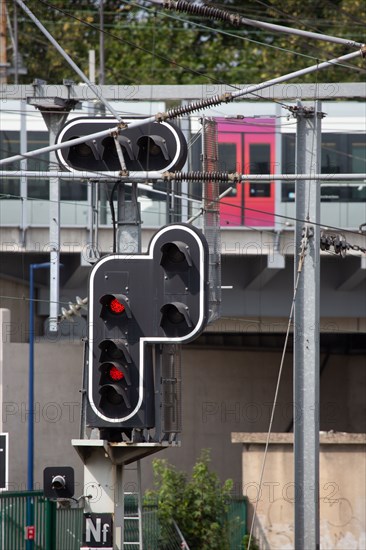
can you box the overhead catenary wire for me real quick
[30,0,366,108]
[14,0,123,122]
[0,47,362,170]
[2,169,366,240]
[155,0,365,49]
[2,169,366,181]
[120,0,365,74]
[160,48,363,119]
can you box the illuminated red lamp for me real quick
[109,298,125,314]
[109,365,125,381]
[99,294,131,319]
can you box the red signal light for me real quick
[109,365,124,381]
[109,298,125,314]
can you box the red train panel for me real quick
[217,118,276,227]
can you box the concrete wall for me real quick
[1,339,365,497]
[233,433,366,550]
[1,340,85,492]
[0,278,30,343]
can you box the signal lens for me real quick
[166,305,185,324]
[164,243,185,264]
[104,387,123,405]
[109,298,125,314]
[74,142,93,158]
[109,365,124,381]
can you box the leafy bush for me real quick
[145,449,233,549]
[243,534,260,549]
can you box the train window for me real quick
[0,131,20,198]
[27,178,49,200]
[282,133,366,202]
[60,181,88,201]
[218,142,237,196]
[0,130,20,167]
[248,144,270,174]
[248,144,271,197]
[27,132,49,199]
[351,142,366,173]
[0,176,20,199]
[218,142,238,173]
[281,182,295,202]
[250,183,271,197]
[28,131,49,173]
[321,138,343,173]
[321,184,366,202]
[282,134,296,174]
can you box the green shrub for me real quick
[145,449,233,550]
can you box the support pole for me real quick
[0,0,7,84]
[81,181,143,549]
[39,110,71,332]
[15,0,121,121]
[48,120,62,333]
[117,182,141,254]
[20,99,28,246]
[115,181,142,547]
[27,262,50,550]
[293,100,323,550]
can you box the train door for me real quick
[244,129,275,226]
[217,123,244,225]
[217,118,276,227]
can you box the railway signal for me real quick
[87,224,209,437]
[43,466,75,499]
[55,117,187,174]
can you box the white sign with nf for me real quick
[81,513,113,549]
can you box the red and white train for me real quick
[0,100,365,230]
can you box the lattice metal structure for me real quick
[201,116,221,323]
[161,344,182,435]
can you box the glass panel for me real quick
[282,133,366,203]
[218,142,238,172]
[321,137,343,174]
[0,130,20,168]
[27,132,49,199]
[60,180,88,201]
[248,143,270,174]
[248,144,271,197]
[351,142,366,173]
[28,131,49,172]
[321,183,366,202]
[28,178,49,200]
[0,131,20,198]
[218,142,238,196]
[282,134,296,174]
[281,182,295,202]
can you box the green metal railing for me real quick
[141,497,247,549]
[227,497,247,549]
[55,508,83,550]
[0,491,83,550]
[0,491,246,549]
[0,491,52,550]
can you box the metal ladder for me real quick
[123,460,143,549]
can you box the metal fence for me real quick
[55,507,83,550]
[0,491,54,550]
[140,497,247,550]
[0,491,246,550]
[0,491,83,550]
[227,498,248,549]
